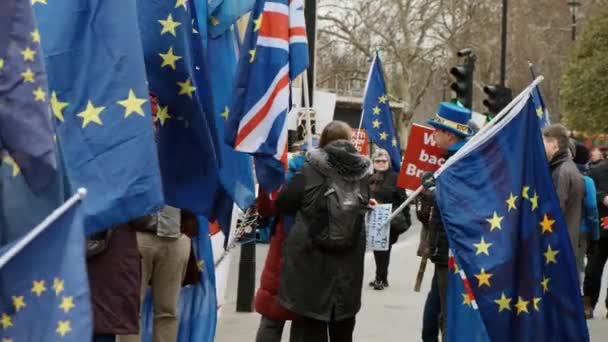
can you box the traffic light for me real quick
[450,49,476,109]
[483,84,512,116]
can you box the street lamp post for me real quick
[567,0,581,41]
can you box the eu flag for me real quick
[362,52,401,171]
[207,0,255,38]
[32,0,164,234]
[137,0,221,216]
[436,87,589,341]
[0,194,92,341]
[531,85,550,128]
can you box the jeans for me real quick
[422,273,440,342]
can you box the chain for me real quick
[214,205,259,268]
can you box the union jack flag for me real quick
[226,0,308,192]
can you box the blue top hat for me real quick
[427,102,473,137]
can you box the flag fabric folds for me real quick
[362,52,402,171]
[136,0,220,216]
[207,0,255,38]
[0,197,92,341]
[32,0,164,235]
[436,89,589,341]
[226,0,308,192]
[531,85,550,128]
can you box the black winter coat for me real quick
[277,140,372,322]
[369,169,411,241]
[590,160,608,239]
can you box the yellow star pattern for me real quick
[12,296,26,312]
[541,276,550,293]
[31,29,41,43]
[485,211,503,231]
[452,262,460,274]
[522,186,530,199]
[461,293,472,307]
[77,101,105,128]
[474,237,492,256]
[249,49,256,63]
[515,297,529,315]
[118,89,147,118]
[372,119,381,128]
[533,297,542,311]
[506,193,518,211]
[210,16,220,26]
[33,86,46,102]
[372,106,381,115]
[177,78,196,98]
[254,14,264,31]
[197,259,204,271]
[53,277,64,296]
[0,58,4,71]
[59,296,75,313]
[175,0,188,9]
[156,105,172,126]
[474,268,493,287]
[159,47,182,70]
[21,47,36,62]
[158,14,182,36]
[21,68,35,83]
[220,106,230,120]
[378,95,387,104]
[31,280,46,296]
[544,245,559,264]
[494,293,512,312]
[536,106,544,119]
[56,320,72,337]
[2,155,21,177]
[0,313,12,330]
[529,192,539,211]
[540,214,555,234]
[50,92,69,122]
[32,0,47,4]
[379,131,388,140]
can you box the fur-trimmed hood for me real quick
[306,139,372,181]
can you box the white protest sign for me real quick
[365,204,392,251]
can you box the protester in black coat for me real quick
[277,121,373,342]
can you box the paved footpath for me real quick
[216,212,608,341]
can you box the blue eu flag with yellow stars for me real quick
[137,0,221,216]
[32,0,165,235]
[436,86,589,341]
[362,52,401,171]
[0,194,92,341]
[531,85,550,128]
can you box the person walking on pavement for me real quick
[420,102,472,340]
[368,148,411,290]
[277,121,374,342]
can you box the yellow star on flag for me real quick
[474,237,492,256]
[379,131,388,140]
[31,29,41,43]
[254,14,264,31]
[2,155,21,177]
[197,259,204,271]
[529,192,539,211]
[452,262,460,274]
[3,338,13,342]
[249,49,256,63]
[539,214,555,234]
[544,245,559,264]
[52,277,64,296]
[522,186,530,199]
[118,89,147,118]
[461,293,472,307]
[536,106,544,119]
[21,68,35,83]
[0,58,4,71]
[220,106,230,120]
[21,47,36,62]
[533,297,542,311]
[0,313,12,329]
[378,95,387,104]
[372,119,381,128]
[159,47,182,70]
[506,193,518,211]
[177,78,196,98]
[392,138,397,147]
[515,296,529,315]
[474,268,493,287]
[59,296,75,313]
[33,86,46,102]
[210,16,220,26]
[175,0,188,10]
[541,276,550,293]
[485,211,503,231]
[156,105,172,126]
[372,106,381,115]
[12,296,26,312]
[158,14,182,36]
[494,293,512,312]
[56,320,72,337]
[50,92,69,122]
[31,0,47,5]
[31,280,46,296]
[77,101,105,128]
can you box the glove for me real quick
[421,171,436,190]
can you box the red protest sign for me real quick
[397,124,446,191]
[351,129,369,156]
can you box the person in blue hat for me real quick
[418,102,472,341]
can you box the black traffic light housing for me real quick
[450,49,476,109]
[483,85,513,116]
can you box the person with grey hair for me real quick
[368,148,411,290]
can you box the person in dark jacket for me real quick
[277,121,373,342]
[368,148,411,290]
[421,102,472,339]
[583,158,608,319]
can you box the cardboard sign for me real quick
[351,129,369,156]
[365,204,392,251]
[397,124,446,191]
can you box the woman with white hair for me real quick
[368,148,411,290]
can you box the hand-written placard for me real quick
[365,204,392,251]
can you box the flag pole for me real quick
[0,188,87,269]
[302,71,313,149]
